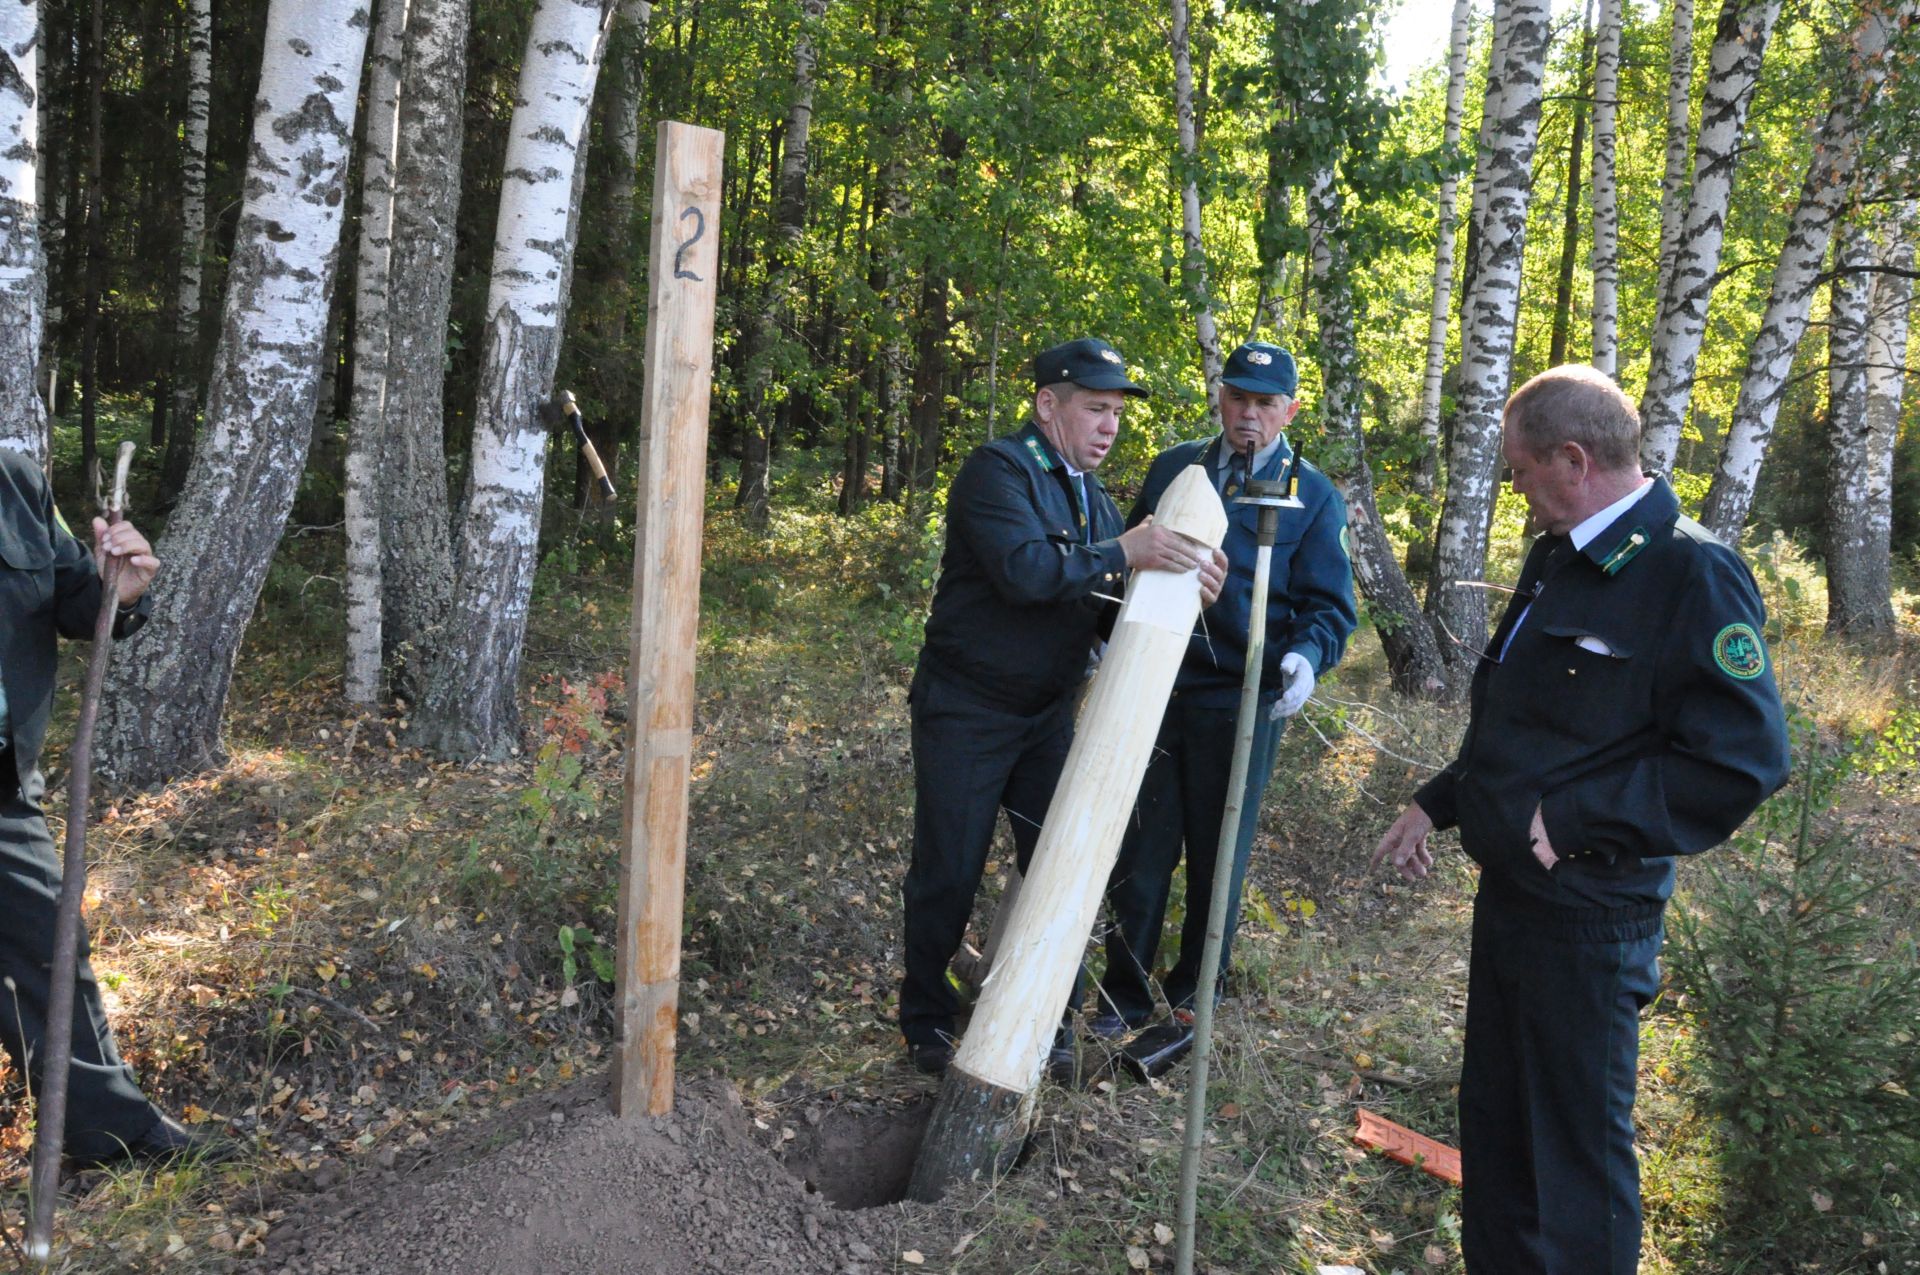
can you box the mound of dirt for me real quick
[258,1077,906,1275]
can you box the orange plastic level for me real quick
[1354,1108,1463,1186]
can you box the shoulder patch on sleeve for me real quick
[1713,622,1767,680]
[51,503,72,537]
[1339,525,1351,560]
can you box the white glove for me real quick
[1271,652,1315,720]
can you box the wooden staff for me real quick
[27,441,136,1263]
[907,465,1228,1202]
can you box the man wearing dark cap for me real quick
[898,337,1226,1075]
[1094,341,1355,1048]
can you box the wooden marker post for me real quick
[908,465,1228,1200]
[613,120,724,1118]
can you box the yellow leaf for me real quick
[1353,1052,1374,1070]
[315,962,337,982]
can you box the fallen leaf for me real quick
[1126,1246,1150,1270]
[1316,1267,1365,1275]
[1811,1189,1834,1213]
[1425,1243,1451,1266]
[1371,1228,1397,1251]
[1153,1222,1174,1245]
[902,1251,925,1265]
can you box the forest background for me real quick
[0,0,1918,1270]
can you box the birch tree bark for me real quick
[1699,4,1906,542]
[411,0,615,759]
[1652,0,1696,318]
[1823,216,1899,635]
[1307,169,1448,698]
[1638,0,1782,476]
[1172,0,1223,426]
[1425,0,1552,689]
[97,0,370,784]
[380,0,469,692]
[1589,0,1623,376]
[161,0,212,495]
[1412,0,1474,516]
[343,0,412,704]
[0,0,46,465]
[737,0,826,528]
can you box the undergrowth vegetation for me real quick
[1,451,1915,1272]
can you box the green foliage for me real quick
[557,924,616,989]
[1667,721,1920,1270]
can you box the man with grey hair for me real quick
[1372,364,1789,1274]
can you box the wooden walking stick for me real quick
[27,442,136,1264]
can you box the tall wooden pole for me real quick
[613,121,724,1118]
[908,465,1228,1201]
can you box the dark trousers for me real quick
[1097,694,1283,1026]
[1459,889,1661,1275]
[898,672,1073,1047]
[0,761,161,1159]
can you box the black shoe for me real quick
[908,1039,956,1076]
[1045,1042,1082,1087]
[1121,1016,1196,1081]
[70,1115,233,1170]
[1087,1012,1136,1041]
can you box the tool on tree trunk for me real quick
[27,441,136,1264]
[1354,1108,1463,1185]
[1166,442,1301,1275]
[545,389,616,501]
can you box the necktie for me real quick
[1222,451,1248,499]
[1071,473,1090,543]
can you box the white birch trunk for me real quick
[1823,216,1895,634]
[1308,168,1449,698]
[1842,202,1915,632]
[1172,0,1222,427]
[1425,0,1552,688]
[380,0,469,688]
[412,0,614,759]
[0,0,46,465]
[98,0,370,784]
[343,0,412,704]
[167,0,211,448]
[1651,0,1696,353]
[1699,4,1907,542]
[1638,0,1782,476]
[1414,0,1474,491]
[1589,0,1623,377]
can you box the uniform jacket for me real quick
[917,422,1128,715]
[1131,435,1356,707]
[1415,477,1789,915]
[0,447,148,787]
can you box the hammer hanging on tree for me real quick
[27,441,136,1264]
[545,389,616,502]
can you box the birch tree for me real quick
[344,0,412,704]
[1173,0,1223,427]
[1699,4,1907,542]
[1307,168,1448,697]
[1425,0,1552,687]
[737,0,826,528]
[1638,0,1783,476]
[1823,215,1902,635]
[380,0,470,691]
[412,0,615,759]
[1589,0,1623,376]
[162,0,212,494]
[1412,0,1474,517]
[0,0,46,465]
[1652,0,1696,310]
[98,0,370,784]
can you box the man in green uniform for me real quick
[1095,342,1355,1044]
[2,447,210,1165]
[899,338,1225,1076]
[1371,366,1789,1275]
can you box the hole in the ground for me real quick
[781,1096,934,1209]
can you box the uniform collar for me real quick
[1576,475,1677,576]
[1015,421,1063,473]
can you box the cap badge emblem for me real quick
[1099,349,1123,365]
[1247,351,1273,366]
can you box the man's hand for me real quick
[1120,516,1211,577]
[1270,652,1314,719]
[94,518,160,607]
[1197,548,1226,605]
[1370,803,1435,881]
[1529,804,1557,872]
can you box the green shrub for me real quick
[1667,724,1920,1270]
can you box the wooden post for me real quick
[613,120,724,1119]
[907,466,1228,1200]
